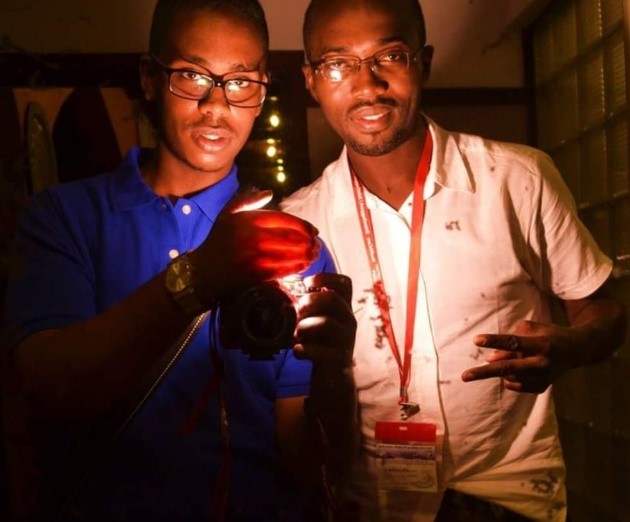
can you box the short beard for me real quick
[346,126,411,157]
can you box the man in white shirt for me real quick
[281,0,627,520]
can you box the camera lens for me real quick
[219,282,298,359]
[241,288,295,343]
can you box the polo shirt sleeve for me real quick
[312,238,336,273]
[531,153,612,300]
[275,351,312,398]
[4,189,96,348]
[275,238,337,398]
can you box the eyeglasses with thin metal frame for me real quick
[308,47,424,83]
[150,55,269,108]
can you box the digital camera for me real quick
[219,275,308,360]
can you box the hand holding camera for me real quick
[189,190,320,309]
[185,190,355,364]
[292,272,355,370]
[220,272,355,361]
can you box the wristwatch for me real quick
[165,252,208,316]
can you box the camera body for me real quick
[219,275,308,360]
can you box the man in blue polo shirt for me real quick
[3,1,357,520]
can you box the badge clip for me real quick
[400,402,420,420]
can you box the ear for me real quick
[139,55,157,102]
[301,63,320,104]
[419,45,434,85]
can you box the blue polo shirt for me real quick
[4,147,335,520]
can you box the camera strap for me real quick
[51,311,211,518]
[209,343,231,522]
[177,320,233,522]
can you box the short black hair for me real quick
[149,0,269,56]
[303,0,426,61]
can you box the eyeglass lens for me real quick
[170,71,265,106]
[319,49,414,82]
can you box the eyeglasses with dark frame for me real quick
[150,55,269,108]
[308,47,424,83]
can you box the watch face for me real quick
[25,102,59,194]
[166,255,206,315]
[167,256,193,292]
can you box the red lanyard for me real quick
[349,131,433,405]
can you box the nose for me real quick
[351,58,387,96]
[197,84,230,115]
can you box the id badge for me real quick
[374,421,437,493]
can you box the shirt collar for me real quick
[110,147,240,219]
[333,115,475,213]
[426,116,475,194]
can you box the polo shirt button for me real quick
[182,204,192,215]
[169,249,179,259]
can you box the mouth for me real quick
[191,128,232,152]
[349,106,393,132]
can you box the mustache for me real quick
[185,117,233,132]
[348,97,399,113]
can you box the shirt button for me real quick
[169,249,179,259]
[182,204,192,215]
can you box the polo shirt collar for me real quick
[187,166,239,222]
[110,147,240,220]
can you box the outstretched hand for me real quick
[191,190,320,304]
[461,319,576,394]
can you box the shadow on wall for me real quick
[53,89,122,184]
[0,88,23,522]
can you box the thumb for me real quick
[225,189,274,214]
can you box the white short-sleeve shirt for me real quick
[282,118,612,522]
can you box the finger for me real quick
[293,341,353,367]
[229,242,313,266]
[248,247,318,266]
[474,333,521,351]
[295,315,355,345]
[227,190,274,214]
[473,334,543,356]
[248,260,315,280]
[256,231,320,255]
[503,380,525,393]
[242,210,319,236]
[485,350,521,363]
[231,229,319,262]
[296,290,356,326]
[304,273,352,305]
[238,240,317,263]
[293,343,307,359]
[461,358,531,382]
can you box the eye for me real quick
[178,70,211,85]
[226,78,252,90]
[179,71,201,81]
[378,50,408,64]
[322,58,354,71]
